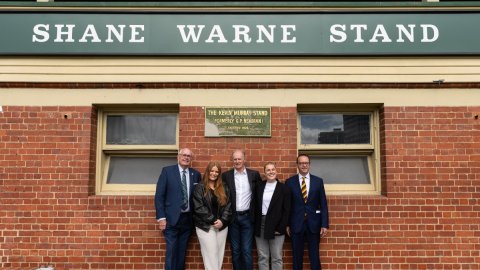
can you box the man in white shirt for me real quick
[222,150,262,270]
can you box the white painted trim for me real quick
[1,88,479,107]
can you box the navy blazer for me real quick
[222,168,262,217]
[286,174,329,234]
[155,164,201,226]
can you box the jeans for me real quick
[228,213,254,270]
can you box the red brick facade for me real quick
[1,104,479,269]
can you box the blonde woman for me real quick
[254,162,291,270]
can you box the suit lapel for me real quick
[246,169,253,186]
[188,170,196,196]
[307,175,318,203]
[229,170,236,187]
[292,175,303,198]
[173,165,182,186]
[171,166,183,201]
[227,170,236,210]
[258,181,266,205]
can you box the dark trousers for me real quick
[163,213,193,270]
[229,213,254,270]
[291,222,322,270]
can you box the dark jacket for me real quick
[254,179,291,239]
[222,168,262,219]
[154,164,201,225]
[193,182,232,232]
[286,174,329,234]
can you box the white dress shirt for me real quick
[234,168,251,212]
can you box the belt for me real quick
[236,210,249,215]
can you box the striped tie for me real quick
[301,176,307,203]
[181,170,188,210]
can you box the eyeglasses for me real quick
[179,154,192,158]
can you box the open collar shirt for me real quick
[234,168,251,212]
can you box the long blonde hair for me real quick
[202,161,227,206]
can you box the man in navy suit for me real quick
[286,154,329,270]
[155,148,201,270]
[222,149,262,270]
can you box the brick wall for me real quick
[1,105,479,269]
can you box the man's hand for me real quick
[320,227,328,238]
[158,219,167,232]
[286,226,291,237]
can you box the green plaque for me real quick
[205,107,271,137]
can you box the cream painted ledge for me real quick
[1,88,479,107]
[2,74,479,83]
[1,57,480,83]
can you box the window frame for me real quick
[95,104,179,195]
[297,104,382,195]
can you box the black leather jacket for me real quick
[193,182,232,232]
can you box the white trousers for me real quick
[196,226,228,270]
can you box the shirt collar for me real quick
[178,165,189,173]
[298,173,310,180]
[234,167,247,175]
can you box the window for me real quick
[298,104,381,195]
[96,105,179,195]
